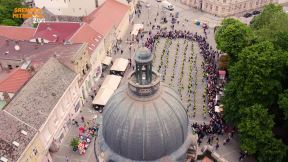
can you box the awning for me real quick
[102,56,112,66]
[110,58,129,72]
[101,75,122,91]
[131,24,144,36]
[215,106,223,113]
[92,87,115,106]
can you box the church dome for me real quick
[97,47,196,161]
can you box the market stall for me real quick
[100,75,122,91]
[92,87,115,111]
[110,58,129,76]
[102,56,112,71]
[131,24,144,41]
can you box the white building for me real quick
[34,0,106,16]
[181,0,278,17]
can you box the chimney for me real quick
[3,92,11,104]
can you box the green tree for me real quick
[250,4,288,51]
[250,4,284,30]
[0,0,25,26]
[278,89,288,120]
[272,32,288,51]
[215,18,254,63]
[257,137,287,162]
[238,104,274,154]
[223,42,287,124]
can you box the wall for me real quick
[17,135,46,162]
[181,0,277,17]
[39,75,81,152]
[0,59,22,70]
[72,43,91,78]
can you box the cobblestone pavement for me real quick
[52,0,256,161]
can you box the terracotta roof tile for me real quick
[69,23,103,54]
[0,26,36,41]
[84,0,129,35]
[0,68,31,93]
[33,22,82,42]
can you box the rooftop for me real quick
[84,0,129,35]
[0,68,31,93]
[0,39,83,64]
[0,26,36,41]
[69,23,103,54]
[33,22,82,42]
[4,57,77,129]
[0,111,37,162]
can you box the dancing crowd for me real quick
[143,27,238,150]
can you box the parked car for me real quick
[252,10,261,15]
[243,13,252,18]
[156,0,162,2]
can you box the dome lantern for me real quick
[134,47,153,85]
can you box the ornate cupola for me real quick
[96,47,197,162]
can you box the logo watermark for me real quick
[13,8,45,23]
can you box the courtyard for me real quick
[51,1,255,162]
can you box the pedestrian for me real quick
[207,137,211,144]
[81,116,85,122]
[215,142,219,150]
[75,120,79,127]
[65,156,69,162]
[121,50,123,54]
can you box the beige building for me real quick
[84,0,130,54]
[181,0,278,17]
[1,57,81,162]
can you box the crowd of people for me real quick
[143,27,240,153]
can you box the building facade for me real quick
[2,57,82,162]
[181,0,278,17]
[34,0,105,16]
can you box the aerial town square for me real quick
[0,0,288,162]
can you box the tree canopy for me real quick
[223,41,287,124]
[215,18,254,63]
[0,0,25,26]
[217,4,288,161]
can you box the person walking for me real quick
[65,156,69,162]
[215,142,219,150]
[81,116,85,123]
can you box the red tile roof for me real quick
[33,22,82,42]
[0,26,36,40]
[84,0,129,35]
[0,68,31,93]
[69,23,103,54]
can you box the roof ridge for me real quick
[68,22,86,42]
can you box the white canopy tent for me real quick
[215,105,224,113]
[92,87,115,106]
[110,58,129,72]
[102,56,112,66]
[101,75,122,91]
[131,24,144,36]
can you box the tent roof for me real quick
[101,75,122,91]
[110,58,129,72]
[92,87,115,106]
[102,56,112,66]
